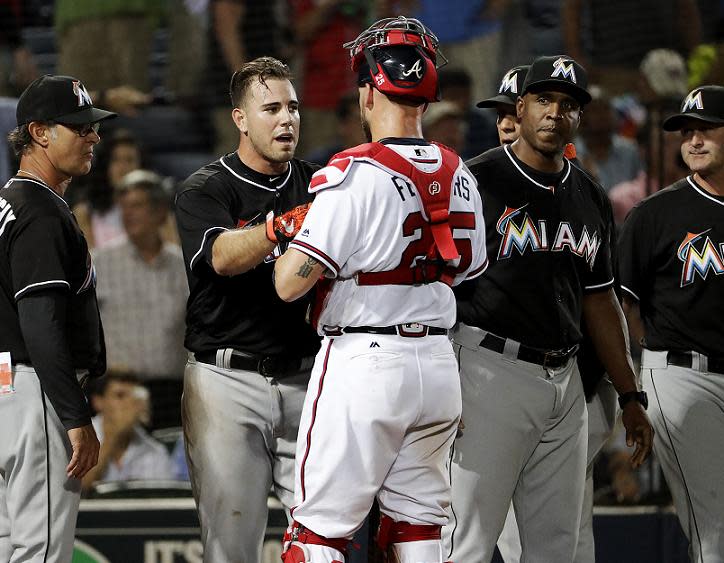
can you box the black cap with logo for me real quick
[521,55,591,105]
[16,74,117,127]
[477,65,530,108]
[662,85,724,131]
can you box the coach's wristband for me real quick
[618,390,648,410]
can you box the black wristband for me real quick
[618,390,648,410]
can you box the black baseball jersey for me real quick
[0,177,105,369]
[457,145,614,350]
[618,176,724,356]
[175,153,321,357]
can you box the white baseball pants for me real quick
[292,333,461,547]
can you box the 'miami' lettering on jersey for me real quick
[496,204,601,268]
[677,230,724,286]
[0,197,16,237]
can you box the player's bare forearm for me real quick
[211,224,275,276]
[274,248,326,302]
[583,289,653,467]
[621,296,646,349]
[582,288,638,395]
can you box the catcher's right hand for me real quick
[266,203,311,244]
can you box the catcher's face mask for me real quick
[344,16,446,104]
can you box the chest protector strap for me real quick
[334,142,460,286]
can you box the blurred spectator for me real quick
[576,86,643,191]
[72,129,144,249]
[438,67,498,159]
[82,373,175,493]
[171,436,190,481]
[0,97,17,181]
[303,90,366,165]
[639,49,690,105]
[93,170,188,429]
[422,101,466,154]
[291,0,366,157]
[166,0,208,106]
[498,0,564,74]
[608,128,688,224]
[54,0,164,92]
[563,0,701,95]
[206,0,291,155]
[0,0,40,97]
[597,423,666,505]
[414,0,509,103]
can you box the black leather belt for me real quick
[323,323,447,338]
[667,351,724,375]
[479,333,579,369]
[195,350,315,377]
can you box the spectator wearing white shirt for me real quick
[93,170,188,428]
[82,373,174,493]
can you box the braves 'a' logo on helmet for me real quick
[401,59,424,80]
[344,16,445,103]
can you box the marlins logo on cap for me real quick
[521,55,591,105]
[550,57,577,83]
[681,90,704,111]
[477,65,530,108]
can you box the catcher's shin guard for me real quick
[281,521,348,563]
[377,515,444,563]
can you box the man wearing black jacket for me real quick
[0,74,114,562]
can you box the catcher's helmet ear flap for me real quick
[345,16,445,104]
[357,45,440,103]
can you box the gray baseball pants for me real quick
[0,365,81,563]
[443,324,588,563]
[183,353,309,563]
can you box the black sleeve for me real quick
[175,179,236,272]
[17,291,92,430]
[10,214,71,300]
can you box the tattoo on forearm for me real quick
[296,257,319,279]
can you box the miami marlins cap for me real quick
[477,65,530,108]
[16,74,117,126]
[521,55,591,105]
[662,85,724,131]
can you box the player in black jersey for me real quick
[619,85,724,563]
[0,75,114,562]
[476,64,529,146]
[174,57,321,563]
[443,56,653,563]
[475,65,622,563]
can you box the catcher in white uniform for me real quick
[273,16,488,563]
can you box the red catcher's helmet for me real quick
[343,16,447,104]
